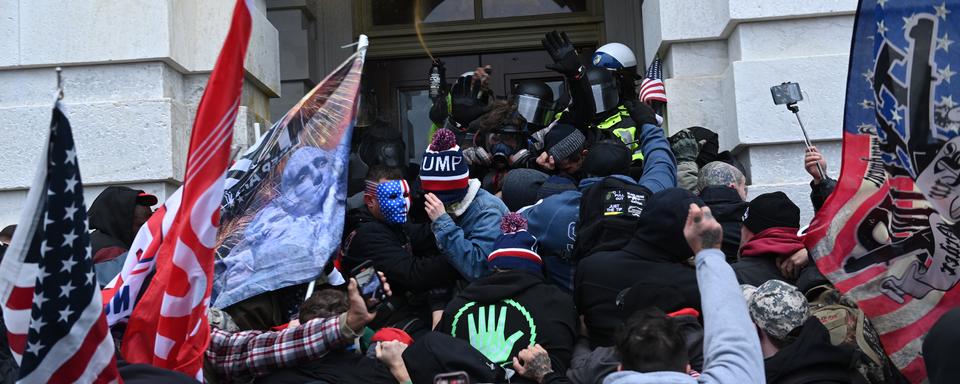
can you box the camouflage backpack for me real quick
[805,285,904,384]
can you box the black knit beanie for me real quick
[743,191,801,233]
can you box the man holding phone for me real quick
[206,276,391,383]
[340,165,460,330]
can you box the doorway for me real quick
[361,47,593,165]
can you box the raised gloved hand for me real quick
[669,130,700,163]
[622,99,659,128]
[542,30,582,77]
[450,76,490,128]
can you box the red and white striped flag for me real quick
[638,56,667,105]
[100,0,253,379]
[0,100,120,383]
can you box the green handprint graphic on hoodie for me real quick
[467,304,525,364]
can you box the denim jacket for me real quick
[432,179,508,281]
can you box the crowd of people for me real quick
[1,30,957,384]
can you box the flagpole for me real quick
[55,67,63,100]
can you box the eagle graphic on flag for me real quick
[806,0,960,381]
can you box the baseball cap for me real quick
[136,192,158,206]
[742,279,809,340]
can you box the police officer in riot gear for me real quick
[593,42,640,101]
[584,66,646,164]
[427,62,494,147]
[513,80,555,131]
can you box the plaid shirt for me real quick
[206,313,357,383]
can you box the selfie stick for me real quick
[786,102,826,180]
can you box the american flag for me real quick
[102,0,253,379]
[0,101,120,383]
[638,56,668,105]
[806,0,960,381]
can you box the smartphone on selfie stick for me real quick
[771,82,826,180]
[350,260,387,311]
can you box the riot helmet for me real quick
[593,43,640,101]
[585,66,621,114]
[592,42,637,70]
[512,81,555,128]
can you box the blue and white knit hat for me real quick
[488,213,542,274]
[420,128,470,204]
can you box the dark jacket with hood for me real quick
[811,177,838,213]
[436,270,578,376]
[253,349,395,384]
[575,188,703,347]
[766,317,865,384]
[699,185,747,262]
[403,332,508,384]
[88,186,144,263]
[341,206,460,330]
[923,307,960,384]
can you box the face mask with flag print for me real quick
[377,180,411,224]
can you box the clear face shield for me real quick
[516,94,553,127]
[590,80,621,114]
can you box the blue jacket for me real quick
[522,123,677,291]
[432,184,508,281]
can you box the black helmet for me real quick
[585,66,620,114]
[513,81,554,127]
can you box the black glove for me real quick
[669,130,700,163]
[450,76,490,128]
[542,30,582,77]
[623,99,658,127]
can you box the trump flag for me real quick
[210,36,367,310]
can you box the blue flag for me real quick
[210,40,367,310]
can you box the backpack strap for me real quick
[854,308,883,366]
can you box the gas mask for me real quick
[488,132,519,167]
[376,180,411,224]
[477,131,530,169]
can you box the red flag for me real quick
[117,0,252,378]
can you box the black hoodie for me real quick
[88,186,144,262]
[575,188,703,347]
[699,185,747,262]
[436,270,578,376]
[923,307,960,384]
[341,206,460,330]
[766,317,863,384]
[403,332,508,384]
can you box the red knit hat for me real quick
[371,327,414,345]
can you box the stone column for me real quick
[0,0,280,225]
[642,0,857,223]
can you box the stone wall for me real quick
[0,0,280,226]
[642,0,858,224]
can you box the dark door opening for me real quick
[360,47,593,165]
